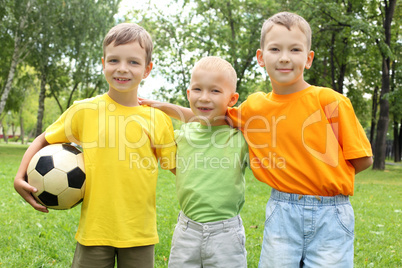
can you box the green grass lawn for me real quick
[0,143,401,267]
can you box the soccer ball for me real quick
[27,144,86,210]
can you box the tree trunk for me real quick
[0,120,8,144]
[330,33,337,92]
[394,121,400,162]
[35,71,47,137]
[373,60,391,170]
[372,0,396,170]
[0,36,20,117]
[19,108,25,144]
[0,0,32,117]
[11,123,16,137]
[370,86,379,146]
[399,119,402,162]
[66,82,80,109]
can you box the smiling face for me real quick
[102,41,152,106]
[257,24,314,94]
[187,68,238,126]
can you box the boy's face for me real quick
[102,41,152,96]
[257,24,314,94]
[187,68,238,126]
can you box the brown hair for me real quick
[260,12,312,51]
[103,23,153,65]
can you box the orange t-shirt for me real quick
[227,86,372,196]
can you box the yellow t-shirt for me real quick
[227,86,372,196]
[45,94,176,247]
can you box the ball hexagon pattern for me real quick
[27,144,86,210]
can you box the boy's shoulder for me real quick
[309,86,351,106]
[71,94,106,106]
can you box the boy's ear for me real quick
[305,51,315,69]
[186,88,190,101]
[143,62,153,78]
[101,58,105,70]
[256,49,265,67]
[228,92,239,107]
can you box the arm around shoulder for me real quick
[349,156,373,174]
[14,132,50,213]
[139,98,194,122]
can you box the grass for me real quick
[0,143,401,267]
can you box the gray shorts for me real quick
[168,211,247,268]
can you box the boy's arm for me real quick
[14,132,50,213]
[139,98,194,123]
[349,156,373,174]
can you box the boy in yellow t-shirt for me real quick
[14,23,176,268]
[141,12,373,267]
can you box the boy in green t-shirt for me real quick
[144,56,248,267]
[14,23,176,268]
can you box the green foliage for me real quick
[1,0,121,137]
[1,144,401,267]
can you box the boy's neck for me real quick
[199,118,228,127]
[272,81,311,95]
[107,90,139,107]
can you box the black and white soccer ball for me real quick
[27,144,86,210]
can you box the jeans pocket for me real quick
[335,203,355,237]
[265,199,280,224]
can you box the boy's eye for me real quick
[108,59,118,63]
[192,88,201,91]
[212,89,221,93]
[269,48,279,52]
[130,61,139,65]
[292,48,302,52]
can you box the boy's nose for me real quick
[279,53,290,63]
[199,92,210,102]
[117,63,128,73]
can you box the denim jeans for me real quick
[258,189,354,268]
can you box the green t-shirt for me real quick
[175,122,248,223]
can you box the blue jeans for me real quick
[258,189,354,268]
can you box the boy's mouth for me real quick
[115,77,131,82]
[197,107,213,112]
[276,68,293,73]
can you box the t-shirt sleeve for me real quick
[45,103,81,145]
[154,110,177,170]
[227,99,249,130]
[325,96,372,160]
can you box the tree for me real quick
[0,0,37,118]
[50,0,119,111]
[24,0,120,137]
[373,0,397,170]
[389,2,401,162]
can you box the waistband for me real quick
[177,211,243,233]
[270,188,349,205]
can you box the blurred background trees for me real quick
[0,0,400,169]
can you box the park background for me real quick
[0,0,401,267]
